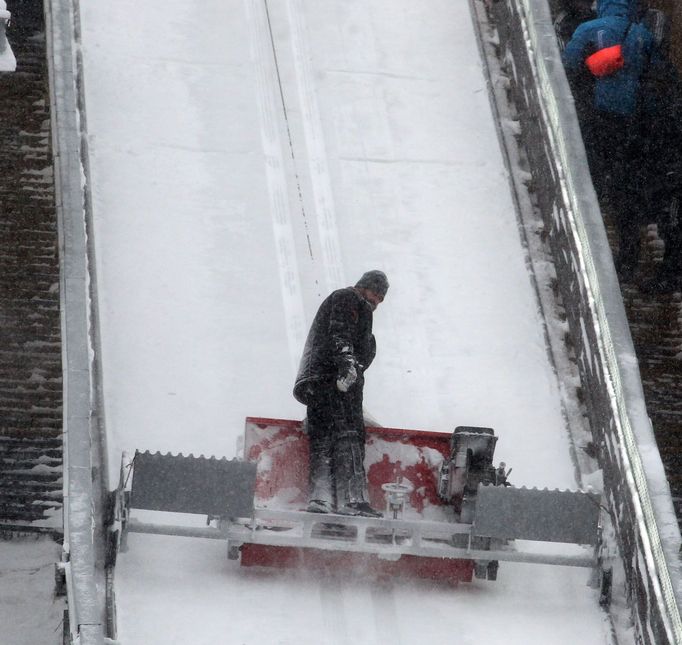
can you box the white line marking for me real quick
[286,0,346,294]
[245,0,307,373]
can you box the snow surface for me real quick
[0,0,15,73]
[0,537,64,644]
[78,0,623,643]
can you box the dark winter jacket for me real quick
[562,0,656,116]
[294,287,376,405]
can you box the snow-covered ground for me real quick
[0,0,16,72]
[79,0,621,643]
[0,537,64,644]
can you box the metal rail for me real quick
[126,520,225,541]
[45,0,105,642]
[483,0,682,642]
[126,508,597,569]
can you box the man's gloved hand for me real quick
[336,356,358,392]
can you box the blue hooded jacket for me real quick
[562,0,656,116]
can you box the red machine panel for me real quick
[242,417,473,583]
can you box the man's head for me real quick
[355,270,389,310]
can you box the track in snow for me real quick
[79,0,616,643]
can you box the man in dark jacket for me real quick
[294,270,389,518]
[562,0,658,278]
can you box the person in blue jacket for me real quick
[562,0,658,279]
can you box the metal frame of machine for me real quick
[110,417,611,596]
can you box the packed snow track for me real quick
[78,1,616,643]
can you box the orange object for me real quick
[585,44,624,76]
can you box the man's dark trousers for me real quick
[306,379,368,509]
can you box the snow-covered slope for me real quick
[79,0,616,642]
